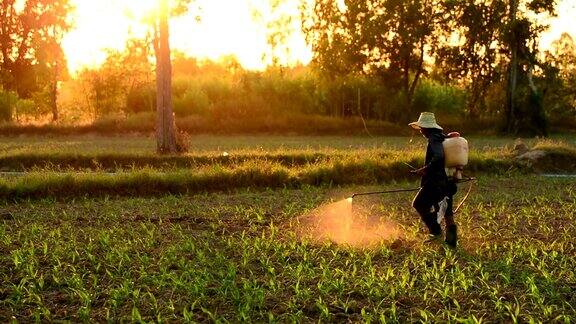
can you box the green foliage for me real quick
[543,33,576,126]
[52,39,574,135]
[171,67,318,119]
[436,0,508,116]
[301,0,445,116]
[126,85,155,114]
[301,0,562,131]
[75,39,154,118]
[0,0,72,98]
[439,0,556,133]
[173,80,212,117]
[412,79,466,115]
[76,68,126,118]
[0,88,40,122]
[13,98,37,119]
[0,88,17,121]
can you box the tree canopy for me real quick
[0,0,73,97]
[302,0,559,133]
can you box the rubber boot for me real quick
[428,213,442,235]
[445,225,457,248]
[423,212,442,241]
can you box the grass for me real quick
[0,157,522,200]
[0,175,575,322]
[0,114,409,137]
[0,134,572,199]
[1,134,575,156]
[0,134,575,321]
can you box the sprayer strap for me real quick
[455,176,476,184]
[454,178,476,214]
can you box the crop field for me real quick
[0,135,575,321]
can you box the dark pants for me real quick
[412,181,457,235]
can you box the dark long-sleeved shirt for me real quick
[421,130,448,187]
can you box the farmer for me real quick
[408,112,458,247]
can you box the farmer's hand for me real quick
[410,167,427,176]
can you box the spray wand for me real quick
[350,162,420,199]
[350,187,420,199]
[348,161,477,213]
[349,177,476,199]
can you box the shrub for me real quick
[0,88,38,122]
[173,85,211,116]
[413,79,466,115]
[13,98,36,120]
[123,112,155,132]
[126,85,155,114]
[201,78,234,104]
[0,88,17,121]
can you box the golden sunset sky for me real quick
[61,0,576,75]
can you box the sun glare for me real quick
[61,0,573,75]
[62,0,312,75]
[122,0,158,21]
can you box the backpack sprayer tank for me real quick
[443,133,468,180]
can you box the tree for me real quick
[35,26,69,121]
[301,0,445,120]
[253,0,296,67]
[543,33,576,122]
[503,0,555,135]
[78,37,156,118]
[0,0,73,120]
[436,0,556,134]
[153,0,177,153]
[435,1,507,118]
[151,0,194,154]
[122,38,155,115]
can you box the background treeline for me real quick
[0,0,575,135]
[300,0,575,135]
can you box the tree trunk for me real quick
[527,66,548,136]
[403,59,411,112]
[51,78,58,122]
[407,40,425,108]
[505,0,518,133]
[506,44,518,132]
[155,0,178,154]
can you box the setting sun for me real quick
[62,0,313,74]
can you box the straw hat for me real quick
[409,112,443,130]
